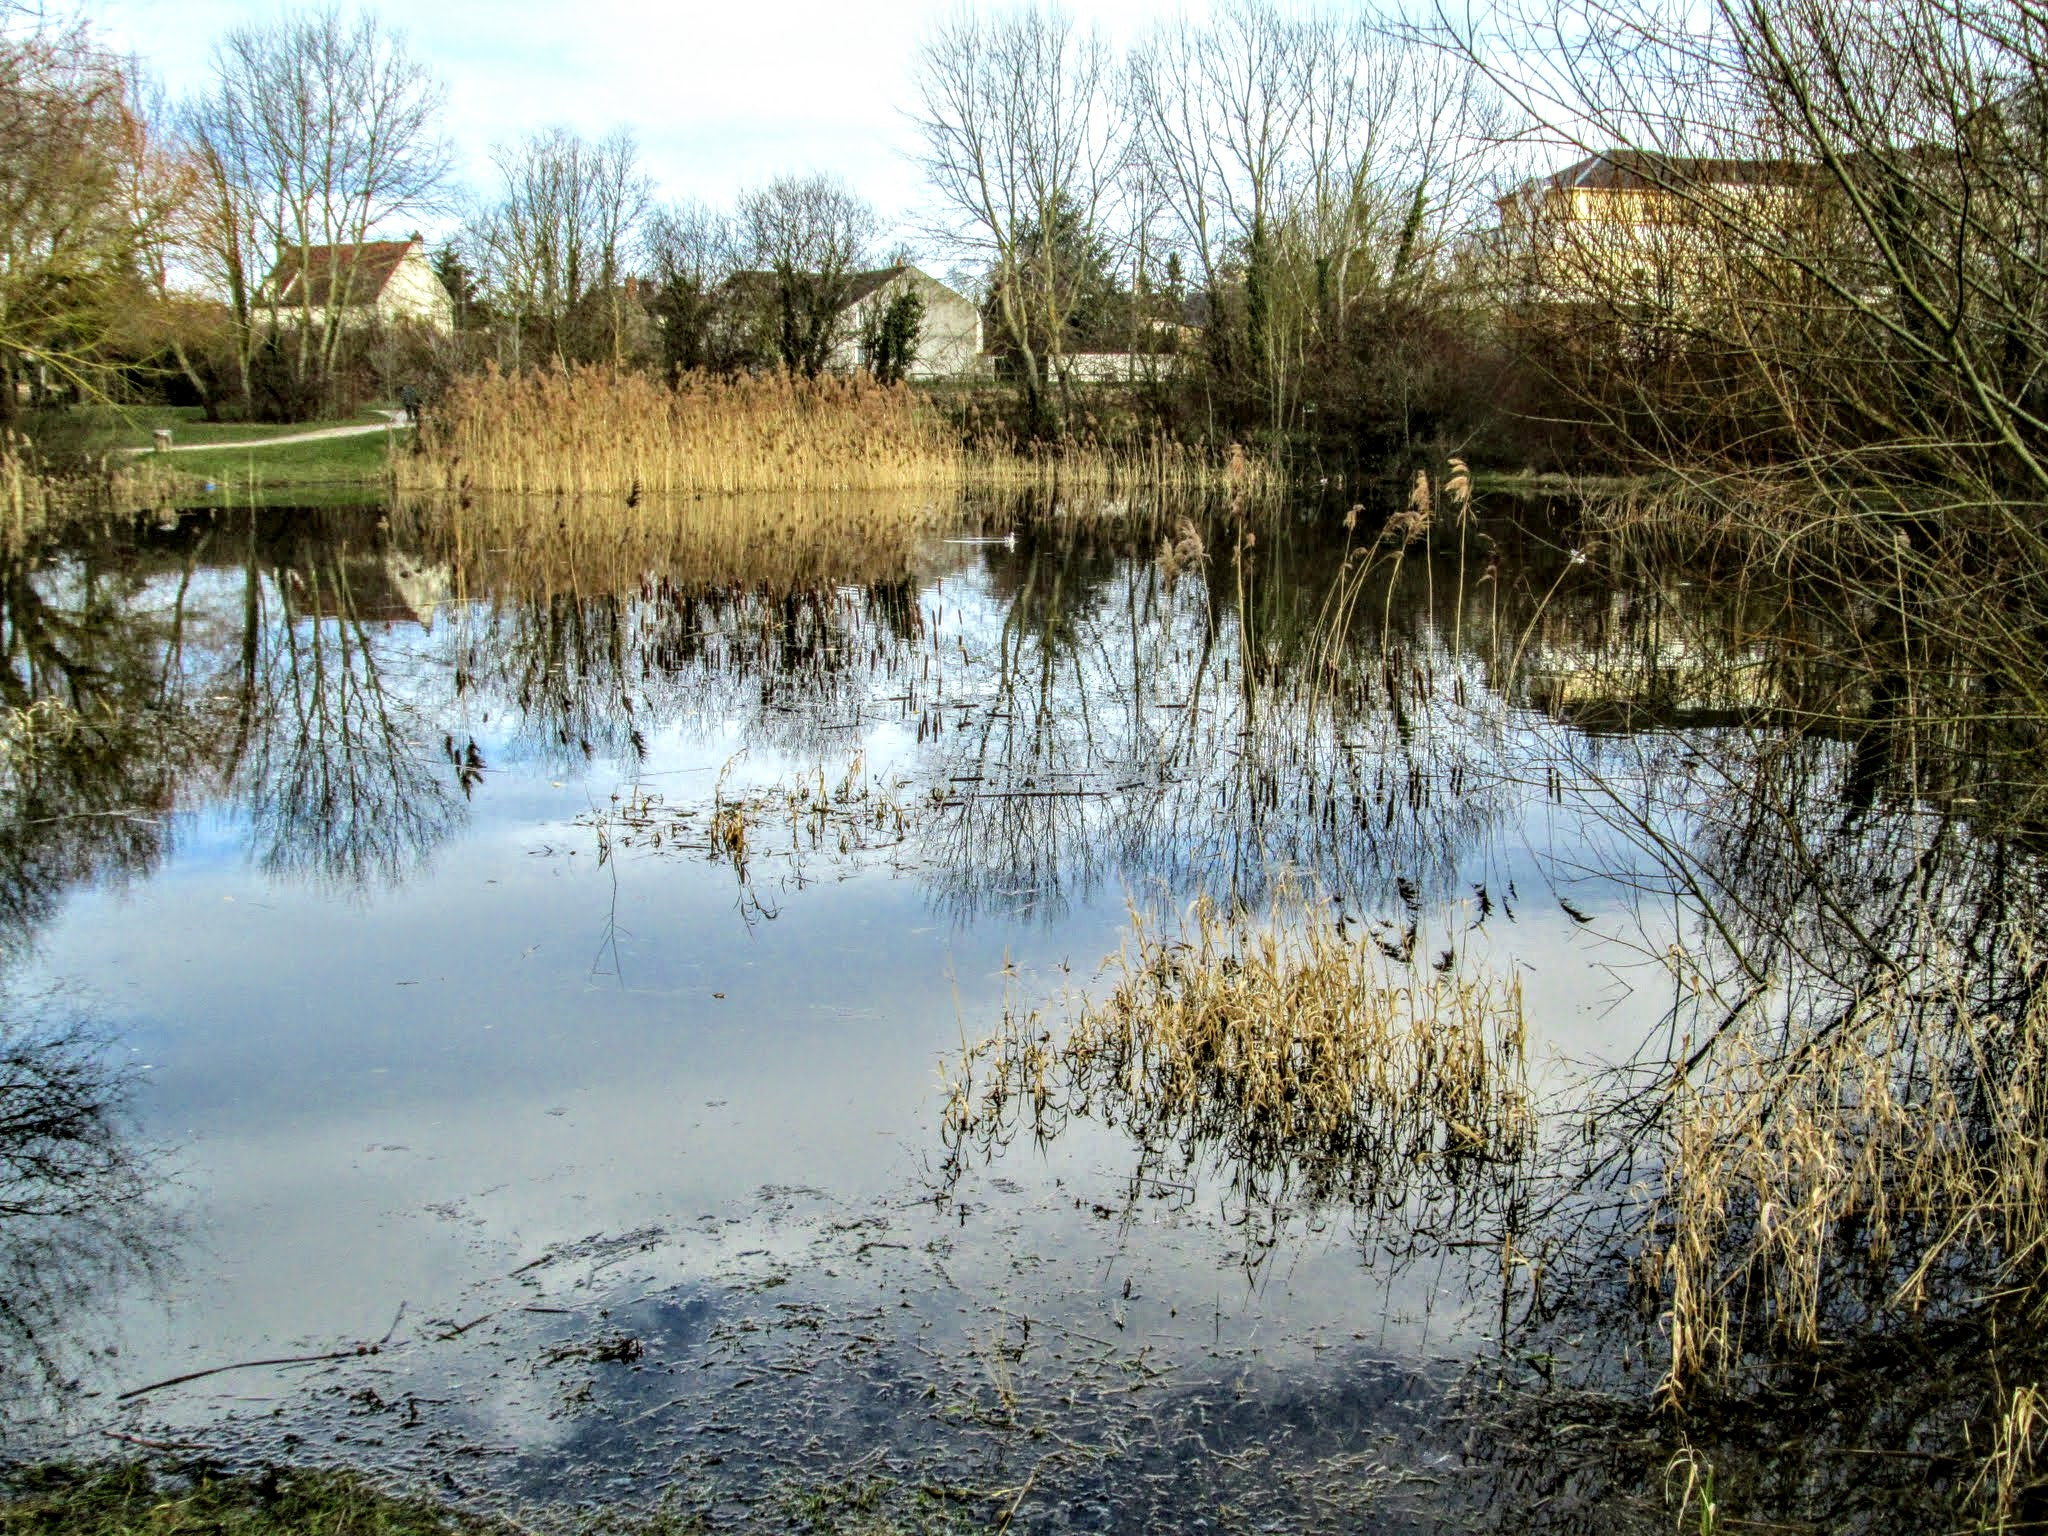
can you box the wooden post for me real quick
[152,428,172,454]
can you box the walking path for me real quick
[133,410,410,454]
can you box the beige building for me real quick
[260,238,455,333]
[829,264,984,379]
[1491,151,1820,304]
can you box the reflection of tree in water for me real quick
[230,535,463,890]
[438,577,931,787]
[918,523,1521,924]
[0,545,224,952]
[1454,601,2048,1531]
[0,990,164,1426]
[0,510,467,904]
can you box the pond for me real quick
[1,493,2037,1532]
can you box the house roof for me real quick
[1523,151,1820,196]
[842,265,914,306]
[265,239,419,308]
[722,263,954,312]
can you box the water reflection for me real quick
[0,492,2041,1530]
[0,512,466,902]
[0,993,163,1424]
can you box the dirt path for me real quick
[138,410,410,454]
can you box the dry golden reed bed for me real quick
[1645,960,2048,1408]
[944,892,1533,1207]
[397,365,1273,499]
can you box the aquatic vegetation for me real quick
[395,365,1277,500]
[586,750,918,901]
[401,365,960,498]
[943,891,1534,1228]
[0,699,86,770]
[1644,952,2048,1404]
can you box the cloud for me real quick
[88,0,1181,252]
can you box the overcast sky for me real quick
[90,0,1195,259]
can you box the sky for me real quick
[90,0,1188,260]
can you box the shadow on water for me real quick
[0,489,2043,1530]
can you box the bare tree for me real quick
[1130,0,1305,423]
[187,6,448,418]
[912,5,1125,430]
[470,126,652,369]
[643,198,736,380]
[0,12,159,417]
[736,173,876,377]
[1129,2,1499,439]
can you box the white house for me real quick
[259,238,455,333]
[828,264,984,379]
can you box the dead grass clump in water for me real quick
[943,892,1533,1217]
[583,750,917,901]
[1644,957,2048,1426]
[0,699,89,772]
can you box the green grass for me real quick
[0,1466,514,1536]
[0,1465,996,1536]
[138,432,397,494]
[40,404,392,453]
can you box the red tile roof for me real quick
[264,239,418,309]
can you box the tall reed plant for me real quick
[398,365,1280,499]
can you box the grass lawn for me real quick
[121,430,398,501]
[34,403,393,454]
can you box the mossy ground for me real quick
[0,1466,507,1536]
[0,1465,993,1536]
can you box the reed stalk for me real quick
[396,365,1278,499]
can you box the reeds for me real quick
[400,366,960,498]
[0,432,116,554]
[395,365,1279,500]
[943,891,1533,1215]
[1644,953,2048,1411]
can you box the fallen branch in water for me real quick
[116,1343,394,1402]
[99,1427,219,1452]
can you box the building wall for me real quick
[1492,182,1815,308]
[833,267,984,379]
[265,245,456,335]
[378,252,455,331]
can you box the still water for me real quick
[0,495,1998,1530]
